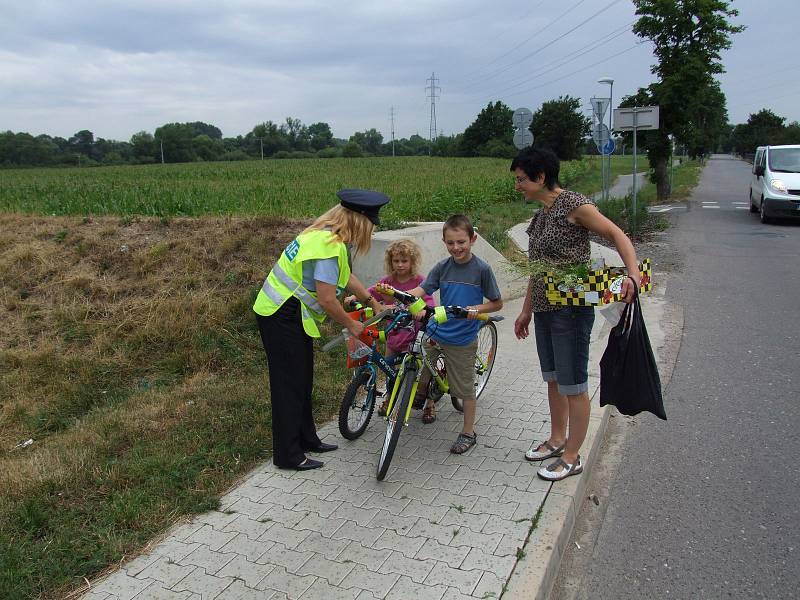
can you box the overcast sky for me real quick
[0,0,794,143]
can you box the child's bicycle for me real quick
[325,287,502,480]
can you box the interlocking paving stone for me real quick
[181,545,238,575]
[90,571,153,600]
[136,557,195,588]
[256,565,316,598]
[406,519,458,546]
[185,526,239,552]
[300,578,360,600]
[367,510,419,534]
[471,570,506,599]
[294,554,355,586]
[295,512,347,537]
[215,555,274,589]
[296,532,352,561]
[221,515,274,540]
[423,563,482,596]
[335,541,391,571]
[330,520,386,546]
[414,539,469,569]
[171,566,234,599]
[392,482,439,504]
[151,540,203,564]
[460,547,516,578]
[219,533,272,562]
[376,551,436,584]
[256,543,315,571]
[384,575,448,600]
[371,529,426,558]
[339,564,400,599]
[132,584,197,599]
[215,579,274,600]
[447,528,503,555]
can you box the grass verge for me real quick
[0,215,352,599]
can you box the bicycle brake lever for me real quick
[322,308,395,352]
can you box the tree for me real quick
[731,109,786,153]
[282,117,309,151]
[341,141,363,158]
[248,121,289,157]
[130,131,157,162]
[530,95,590,160]
[154,123,196,163]
[460,101,513,157]
[186,121,222,140]
[631,0,744,198]
[307,122,334,151]
[68,130,95,159]
[350,128,384,155]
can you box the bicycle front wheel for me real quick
[451,321,498,412]
[377,369,414,481]
[338,370,376,440]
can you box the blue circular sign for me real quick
[601,138,616,155]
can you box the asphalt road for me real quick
[553,156,800,599]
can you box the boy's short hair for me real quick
[384,239,422,277]
[443,214,475,238]
[510,147,560,190]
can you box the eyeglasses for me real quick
[514,175,529,184]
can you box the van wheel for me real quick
[749,191,758,213]
[759,196,771,224]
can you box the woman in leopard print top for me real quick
[510,147,640,481]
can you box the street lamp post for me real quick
[598,77,614,202]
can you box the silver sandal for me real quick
[525,440,565,461]
[537,455,583,481]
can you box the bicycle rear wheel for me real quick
[451,321,498,412]
[377,368,415,480]
[338,369,376,440]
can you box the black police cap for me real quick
[336,188,390,225]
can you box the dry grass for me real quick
[0,214,353,599]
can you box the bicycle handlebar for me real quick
[376,284,504,323]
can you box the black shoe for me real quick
[308,442,338,453]
[293,458,324,471]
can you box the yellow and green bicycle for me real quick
[326,286,502,480]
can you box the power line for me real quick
[500,42,643,100]
[467,20,635,99]
[459,0,587,85]
[457,0,625,92]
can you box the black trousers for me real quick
[256,297,322,468]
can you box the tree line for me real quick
[1,95,595,168]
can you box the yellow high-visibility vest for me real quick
[253,229,351,338]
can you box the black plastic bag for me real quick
[599,292,666,420]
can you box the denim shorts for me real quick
[533,306,595,396]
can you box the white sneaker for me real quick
[537,455,583,481]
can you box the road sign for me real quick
[601,138,616,155]
[513,128,534,150]
[590,97,610,121]
[613,106,660,131]
[592,123,610,149]
[512,107,533,129]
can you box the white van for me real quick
[749,145,800,223]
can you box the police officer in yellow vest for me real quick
[254,189,389,471]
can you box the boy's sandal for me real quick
[421,405,436,424]
[537,455,583,481]
[525,440,565,462]
[450,432,477,454]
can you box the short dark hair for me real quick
[510,147,560,190]
[443,214,474,238]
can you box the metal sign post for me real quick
[591,97,611,201]
[613,106,659,233]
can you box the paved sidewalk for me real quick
[82,292,614,600]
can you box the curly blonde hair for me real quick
[384,239,422,278]
[303,205,374,255]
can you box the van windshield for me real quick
[768,148,800,173]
